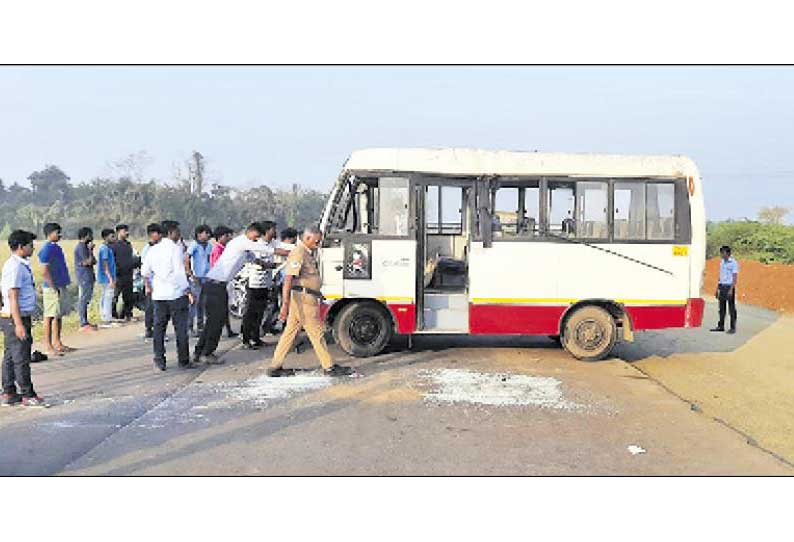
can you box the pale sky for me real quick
[1,66,792,221]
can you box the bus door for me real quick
[326,175,418,333]
[416,179,471,332]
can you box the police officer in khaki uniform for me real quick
[267,226,354,377]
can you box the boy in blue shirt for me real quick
[97,228,118,329]
[38,222,73,356]
[185,224,213,337]
[1,230,48,407]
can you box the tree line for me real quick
[0,156,328,239]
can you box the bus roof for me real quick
[344,148,699,178]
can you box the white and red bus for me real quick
[318,148,706,361]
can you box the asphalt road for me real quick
[0,302,790,476]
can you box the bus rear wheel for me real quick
[562,306,617,361]
[333,302,393,358]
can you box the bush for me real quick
[707,221,794,264]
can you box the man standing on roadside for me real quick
[38,222,74,357]
[185,224,213,338]
[267,226,353,378]
[194,223,288,365]
[97,228,118,329]
[711,245,739,334]
[210,226,238,339]
[111,224,136,322]
[140,223,163,340]
[1,230,48,407]
[142,221,196,371]
[74,227,97,333]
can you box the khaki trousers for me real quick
[270,294,333,370]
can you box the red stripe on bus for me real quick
[469,305,566,335]
[624,305,686,330]
[386,304,417,334]
[684,297,705,328]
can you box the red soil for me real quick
[703,258,794,313]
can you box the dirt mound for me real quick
[704,258,794,313]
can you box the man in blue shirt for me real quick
[38,222,73,356]
[185,224,213,337]
[1,230,48,407]
[97,228,118,328]
[711,245,739,334]
[74,226,97,332]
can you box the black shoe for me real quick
[154,361,166,372]
[226,331,239,339]
[251,340,266,348]
[201,353,225,365]
[266,367,296,377]
[727,328,736,334]
[324,364,355,377]
[709,327,725,332]
[241,341,261,350]
[178,362,201,370]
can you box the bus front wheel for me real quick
[333,302,393,358]
[562,306,617,361]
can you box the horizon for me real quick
[2,66,792,223]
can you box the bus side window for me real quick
[575,181,608,240]
[378,177,410,236]
[492,185,539,238]
[647,183,675,240]
[547,182,575,237]
[614,181,646,240]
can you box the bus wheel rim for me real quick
[349,314,381,345]
[573,319,606,351]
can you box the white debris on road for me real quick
[627,445,647,455]
[421,369,582,410]
[228,373,335,407]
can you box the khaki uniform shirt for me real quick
[285,243,321,304]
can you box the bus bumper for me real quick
[684,297,705,328]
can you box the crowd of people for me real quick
[0,220,353,408]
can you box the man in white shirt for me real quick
[710,245,739,334]
[193,222,289,364]
[141,221,195,371]
[242,220,282,349]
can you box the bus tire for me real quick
[333,302,393,358]
[562,306,617,361]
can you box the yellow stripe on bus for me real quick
[322,294,414,303]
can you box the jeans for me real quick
[77,278,95,327]
[153,295,191,366]
[100,283,115,323]
[718,284,737,330]
[194,281,228,357]
[189,277,207,331]
[144,293,154,336]
[113,273,134,319]
[242,287,268,343]
[1,316,35,397]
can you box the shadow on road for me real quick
[615,301,779,362]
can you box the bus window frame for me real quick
[324,171,419,246]
[472,176,692,245]
[325,171,692,247]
